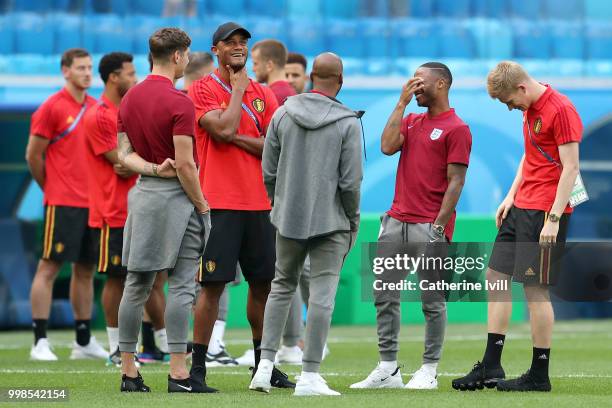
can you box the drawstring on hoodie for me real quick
[355,110,367,162]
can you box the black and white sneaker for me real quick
[206,347,238,367]
[120,372,150,392]
[168,375,193,393]
[189,365,219,393]
[250,366,296,389]
[107,348,122,367]
[497,370,551,392]
[452,361,505,391]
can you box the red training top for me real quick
[269,80,297,105]
[118,75,196,164]
[30,88,96,207]
[188,69,279,211]
[515,85,582,214]
[83,94,137,228]
[387,108,472,241]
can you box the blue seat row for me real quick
[1,13,610,61]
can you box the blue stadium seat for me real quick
[51,13,83,54]
[586,20,612,59]
[126,15,172,55]
[287,0,321,18]
[550,21,584,59]
[109,0,131,15]
[435,0,471,18]
[362,18,390,59]
[287,18,325,57]
[390,19,439,59]
[245,0,286,18]
[13,0,51,12]
[322,0,359,19]
[465,18,512,59]
[209,0,246,16]
[508,0,543,19]
[14,13,54,54]
[246,16,287,49]
[325,19,364,59]
[83,15,130,54]
[132,0,165,15]
[409,0,435,17]
[436,20,476,58]
[360,0,389,17]
[0,15,14,54]
[543,0,583,20]
[584,0,612,20]
[471,0,507,18]
[511,19,551,59]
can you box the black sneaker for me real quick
[452,361,505,391]
[120,372,151,392]
[497,370,551,392]
[206,347,239,367]
[168,375,193,393]
[189,365,218,393]
[250,366,296,389]
[107,348,121,367]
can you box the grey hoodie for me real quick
[262,92,363,240]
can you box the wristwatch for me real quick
[432,224,445,236]
[548,213,560,223]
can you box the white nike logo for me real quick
[174,383,192,391]
[407,124,415,129]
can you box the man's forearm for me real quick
[381,102,406,154]
[550,166,579,215]
[176,164,208,213]
[434,179,464,226]
[27,158,45,189]
[233,135,264,157]
[205,91,245,143]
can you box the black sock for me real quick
[141,321,155,352]
[75,320,91,346]
[192,343,208,369]
[32,319,48,344]
[482,333,505,367]
[253,339,262,369]
[530,347,550,379]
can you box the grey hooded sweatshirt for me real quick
[262,92,362,240]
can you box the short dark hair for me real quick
[149,27,191,63]
[99,52,133,84]
[420,61,453,87]
[252,39,288,68]
[287,52,307,70]
[185,52,214,76]
[60,48,90,69]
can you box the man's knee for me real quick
[35,259,62,282]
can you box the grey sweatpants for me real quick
[282,257,311,347]
[375,214,447,364]
[261,231,351,372]
[119,211,203,353]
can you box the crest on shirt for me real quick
[220,101,227,109]
[430,128,443,140]
[252,98,265,113]
[533,117,543,134]
[66,116,74,124]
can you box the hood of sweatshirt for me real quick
[283,92,357,130]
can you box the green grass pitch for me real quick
[1,320,611,407]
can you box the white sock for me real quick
[106,327,119,353]
[422,362,438,375]
[154,328,168,353]
[208,320,226,355]
[300,371,320,381]
[380,360,398,373]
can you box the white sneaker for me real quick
[249,359,273,393]
[294,373,340,396]
[235,348,255,366]
[30,338,58,361]
[69,336,109,360]
[275,345,303,365]
[349,363,404,389]
[405,365,438,390]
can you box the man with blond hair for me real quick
[453,61,582,392]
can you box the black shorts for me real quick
[42,205,95,264]
[199,210,275,285]
[488,207,570,286]
[94,225,127,277]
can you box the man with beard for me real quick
[188,22,294,391]
[251,39,296,105]
[285,52,309,94]
[351,62,472,390]
[26,48,108,361]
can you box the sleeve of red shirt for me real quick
[30,100,56,140]
[89,107,117,156]
[189,81,222,121]
[172,95,196,137]
[262,86,280,135]
[446,125,472,166]
[552,104,583,145]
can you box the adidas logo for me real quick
[77,323,88,330]
[495,340,504,346]
[525,267,536,276]
[538,354,548,360]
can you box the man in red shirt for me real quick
[453,61,582,392]
[116,27,209,393]
[251,39,296,105]
[25,48,108,362]
[352,62,471,390]
[285,52,309,94]
[188,22,293,390]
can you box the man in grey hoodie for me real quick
[250,53,362,396]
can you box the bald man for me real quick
[250,53,362,396]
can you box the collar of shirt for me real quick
[530,84,553,112]
[100,94,118,111]
[426,108,455,120]
[147,74,174,86]
[310,89,341,103]
[212,69,255,94]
